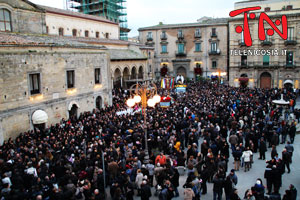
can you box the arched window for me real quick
[72,29,77,37]
[58,27,64,36]
[0,9,12,32]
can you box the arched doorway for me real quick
[138,66,144,79]
[113,68,122,88]
[284,80,294,91]
[69,104,78,119]
[123,67,130,88]
[239,74,249,88]
[131,67,137,80]
[96,96,102,110]
[161,64,168,77]
[260,72,272,89]
[177,66,187,77]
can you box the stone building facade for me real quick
[0,33,111,142]
[138,18,228,81]
[229,0,300,89]
[0,0,153,142]
[0,0,47,34]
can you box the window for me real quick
[178,30,183,38]
[241,55,247,66]
[58,28,64,36]
[263,55,269,66]
[67,70,75,88]
[147,32,152,39]
[105,33,109,39]
[95,68,101,84]
[96,31,99,38]
[196,63,201,68]
[195,28,201,37]
[287,27,294,40]
[211,42,217,52]
[85,30,89,37]
[72,29,77,37]
[46,26,49,34]
[241,30,244,43]
[212,61,217,68]
[286,5,293,10]
[161,31,167,39]
[178,43,184,53]
[211,28,217,36]
[0,9,12,32]
[195,43,201,52]
[29,73,41,95]
[286,52,293,66]
[161,44,167,53]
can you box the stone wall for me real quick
[0,46,112,142]
[0,1,46,34]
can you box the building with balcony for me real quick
[229,0,300,89]
[138,17,228,80]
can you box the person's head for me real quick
[94,189,99,195]
[36,195,42,200]
[230,169,235,175]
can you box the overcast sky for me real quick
[29,0,238,37]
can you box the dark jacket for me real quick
[213,176,224,192]
[141,184,152,200]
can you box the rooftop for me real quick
[138,18,228,31]
[39,5,118,25]
[109,49,147,61]
[0,32,128,49]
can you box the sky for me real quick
[29,0,238,37]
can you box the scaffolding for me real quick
[67,0,129,40]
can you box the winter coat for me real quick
[135,172,144,189]
[242,150,253,162]
[184,188,195,200]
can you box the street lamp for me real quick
[126,82,161,163]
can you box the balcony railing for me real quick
[284,37,297,45]
[194,33,201,38]
[177,34,184,39]
[161,34,167,40]
[211,32,217,37]
[209,50,221,55]
[261,38,274,46]
[147,37,153,41]
[235,61,298,68]
[175,51,186,57]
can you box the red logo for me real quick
[230,6,288,47]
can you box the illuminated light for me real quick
[249,79,254,82]
[67,88,77,95]
[133,95,142,103]
[147,98,155,107]
[160,62,169,66]
[234,78,239,82]
[29,94,44,101]
[194,61,203,65]
[126,98,135,107]
[153,94,161,103]
[94,84,103,89]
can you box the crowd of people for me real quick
[0,80,298,200]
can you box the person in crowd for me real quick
[259,138,267,160]
[0,81,297,200]
[242,147,253,172]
